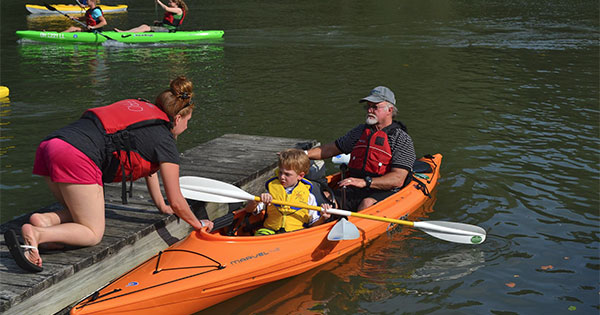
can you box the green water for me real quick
[1,0,598,313]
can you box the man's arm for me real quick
[306,142,341,160]
[338,167,409,191]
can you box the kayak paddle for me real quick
[43,3,115,41]
[327,218,360,241]
[179,176,487,244]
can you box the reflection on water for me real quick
[0,97,12,157]
[16,41,225,100]
[411,248,485,281]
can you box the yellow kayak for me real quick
[0,86,9,98]
[26,4,127,14]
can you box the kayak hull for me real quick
[16,30,225,44]
[70,154,442,315]
[26,4,128,15]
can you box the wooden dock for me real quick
[0,134,317,315]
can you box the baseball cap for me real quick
[359,86,396,105]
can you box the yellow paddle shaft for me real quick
[255,196,416,227]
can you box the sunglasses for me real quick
[363,103,387,111]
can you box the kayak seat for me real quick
[221,211,264,236]
[413,160,433,173]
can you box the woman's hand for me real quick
[200,219,214,232]
[158,204,174,215]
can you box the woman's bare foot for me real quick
[29,214,66,249]
[21,224,42,267]
[29,213,53,227]
[114,28,122,32]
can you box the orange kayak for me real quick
[70,154,442,315]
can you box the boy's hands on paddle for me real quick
[259,193,273,204]
[320,204,332,220]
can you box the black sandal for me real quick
[4,229,43,273]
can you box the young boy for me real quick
[244,148,331,235]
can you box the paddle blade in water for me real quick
[413,221,486,244]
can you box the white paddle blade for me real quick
[327,218,360,241]
[180,176,245,192]
[180,187,246,203]
[414,221,486,245]
[179,176,256,202]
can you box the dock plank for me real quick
[0,134,317,315]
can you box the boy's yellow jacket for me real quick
[263,177,313,232]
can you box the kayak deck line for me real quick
[0,134,318,315]
[74,249,225,310]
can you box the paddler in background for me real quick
[75,0,90,9]
[62,0,107,33]
[4,75,213,273]
[305,86,416,212]
[115,0,187,33]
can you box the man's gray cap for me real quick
[359,86,396,105]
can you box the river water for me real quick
[1,0,598,314]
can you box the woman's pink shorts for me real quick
[33,138,103,185]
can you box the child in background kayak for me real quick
[115,0,187,33]
[243,149,332,235]
[62,0,107,33]
[75,0,89,9]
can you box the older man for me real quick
[306,86,416,211]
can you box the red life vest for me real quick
[85,7,103,26]
[348,123,402,177]
[162,9,185,27]
[86,99,170,202]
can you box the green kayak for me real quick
[16,30,224,44]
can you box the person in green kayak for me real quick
[305,86,416,212]
[115,0,187,33]
[63,0,107,33]
[4,75,213,273]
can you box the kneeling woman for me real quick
[4,75,213,273]
[115,0,187,33]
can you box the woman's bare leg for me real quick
[62,26,82,33]
[20,183,106,267]
[30,178,74,227]
[114,24,151,33]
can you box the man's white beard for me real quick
[366,115,378,125]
